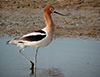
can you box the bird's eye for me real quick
[50,8,53,11]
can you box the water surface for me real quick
[0,38,100,77]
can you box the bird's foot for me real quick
[30,61,34,70]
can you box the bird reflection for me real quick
[30,63,34,76]
[30,69,34,76]
[30,67,64,77]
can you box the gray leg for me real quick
[34,47,39,77]
[18,48,34,69]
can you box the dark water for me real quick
[0,37,100,77]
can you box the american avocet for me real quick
[7,5,67,76]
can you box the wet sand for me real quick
[0,0,100,40]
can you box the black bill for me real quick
[54,11,69,16]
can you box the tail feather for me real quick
[6,37,24,46]
[6,40,10,45]
[7,38,25,48]
[7,37,20,45]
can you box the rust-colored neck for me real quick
[44,11,54,33]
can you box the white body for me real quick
[9,28,53,49]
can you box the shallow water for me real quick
[0,37,100,77]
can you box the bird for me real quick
[7,5,67,77]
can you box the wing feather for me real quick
[20,29,46,41]
[21,35,46,41]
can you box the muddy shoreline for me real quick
[0,0,100,40]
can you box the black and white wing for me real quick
[7,29,46,46]
[20,29,46,41]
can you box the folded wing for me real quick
[20,30,46,42]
